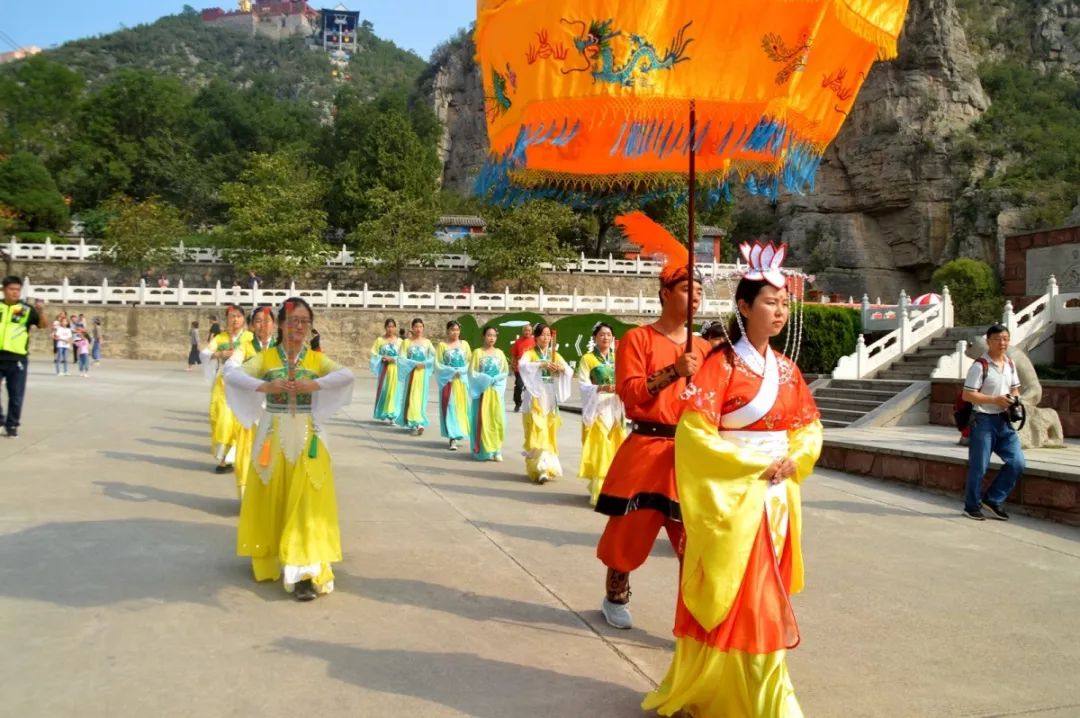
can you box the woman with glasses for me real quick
[224,297,354,602]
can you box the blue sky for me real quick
[2,1,475,60]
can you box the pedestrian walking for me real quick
[0,275,48,438]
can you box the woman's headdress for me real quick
[718,240,815,365]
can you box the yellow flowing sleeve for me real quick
[675,409,776,631]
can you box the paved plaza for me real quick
[2,359,1079,717]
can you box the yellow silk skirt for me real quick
[579,419,626,505]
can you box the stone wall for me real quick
[1003,224,1080,305]
[929,378,1080,437]
[818,441,1080,525]
[28,305,659,368]
[8,259,719,299]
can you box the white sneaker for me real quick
[449,439,458,451]
[494,453,503,462]
[601,598,633,629]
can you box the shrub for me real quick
[931,258,1003,325]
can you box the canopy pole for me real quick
[686,99,697,352]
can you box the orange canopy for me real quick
[476,0,909,200]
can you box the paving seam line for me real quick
[354,414,660,690]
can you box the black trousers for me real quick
[187,343,202,366]
[513,371,525,410]
[0,358,29,431]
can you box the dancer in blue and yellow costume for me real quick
[231,305,277,500]
[201,303,253,475]
[224,297,354,602]
[436,320,472,451]
[643,242,823,717]
[369,317,402,424]
[395,317,435,436]
[468,325,509,462]
[576,322,626,506]
[518,322,572,484]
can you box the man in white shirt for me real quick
[961,324,1025,521]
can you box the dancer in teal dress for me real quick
[395,317,435,436]
[436,320,472,451]
[369,318,402,423]
[469,326,509,462]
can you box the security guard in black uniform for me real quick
[1,276,48,438]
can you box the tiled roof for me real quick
[438,215,487,228]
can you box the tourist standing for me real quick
[469,325,509,462]
[435,320,472,451]
[73,331,91,377]
[201,304,253,474]
[369,318,402,424]
[52,316,73,376]
[0,276,48,438]
[961,324,1025,521]
[225,297,354,601]
[577,322,626,506]
[187,321,202,371]
[517,322,572,484]
[642,243,822,717]
[91,318,103,364]
[510,323,535,412]
[395,318,434,436]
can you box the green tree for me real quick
[0,56,84,160]
[931,258,1003,325]
[462,201,580,290]
[326,88,440,227]
[218,152,331,276]
[347,187,442,283]
[100,195,187,271]
[0,152,70,231]
[59,69,196,211]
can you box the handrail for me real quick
[16,276,735,316]
[4,238,748,278]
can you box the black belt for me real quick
[631,421,677,438]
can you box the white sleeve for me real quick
[963,361,983,391]
[553,361,573,403]
[223,351,263,428]
[313,368,355,425]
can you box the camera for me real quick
[1007,395,1025,423]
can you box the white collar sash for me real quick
[721,337,779,429]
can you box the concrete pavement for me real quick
[1,359,1079,717]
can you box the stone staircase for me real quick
[813,379,918,428]
[874,326,988,381]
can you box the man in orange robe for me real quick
[595,262,709,629]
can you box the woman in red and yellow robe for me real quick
[644,335,822,717]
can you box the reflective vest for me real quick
[0,301,33,357]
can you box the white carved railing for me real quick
[17,276,734,316]
[833,287,954,379]
[4,238,744,278]
[931,276,1080,379]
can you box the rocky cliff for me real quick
[426,0,1080,298]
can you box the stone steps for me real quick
[815,396,885,412]
[813,379,915,428]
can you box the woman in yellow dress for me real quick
[576,322,626,506]
[230,305,277,500]
[395,317,435,436]
[468,325,509,462]
[518,322,572,484]
[369,318,402,424]
[643,243,823,717]
[435,320,472,451]
[201,303,252,475]
[224,297,354,601]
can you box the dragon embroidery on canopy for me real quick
[559,18,693,86]
[762,30,812,85]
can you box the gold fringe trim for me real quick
[829,0,907,60]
